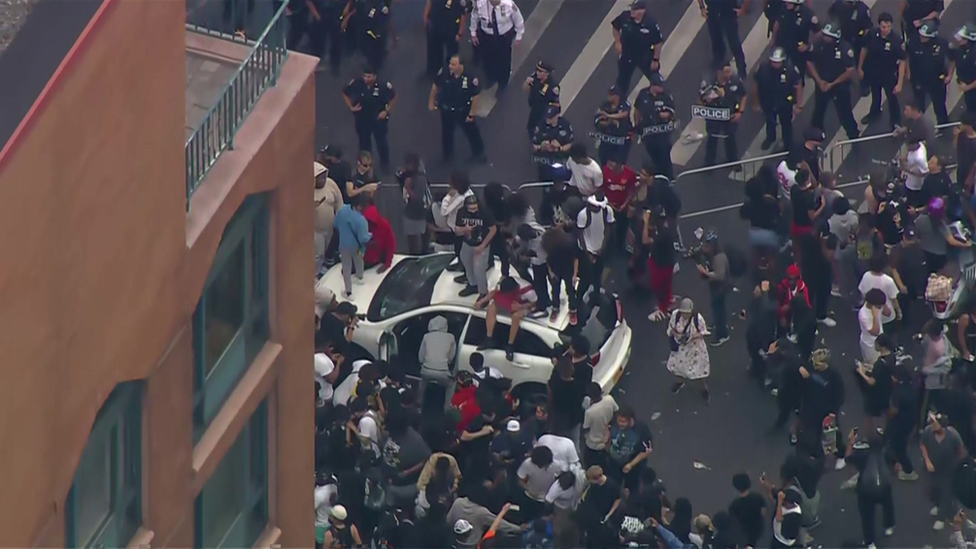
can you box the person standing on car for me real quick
[396,153,432,255]
[455,194,496,300]
[542,227,579,324]
[334,195,372,299]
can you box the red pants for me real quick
[648,260,673,312]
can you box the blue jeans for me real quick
[711,290,728,339]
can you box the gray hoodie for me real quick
[419,316,457,373]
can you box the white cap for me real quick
[506,419,521,432]
[586,194,608,208]
[454,519,473,535]
[331,505,348,521]
[314,162,328,178]
[315,280,335,318]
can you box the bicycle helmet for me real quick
[929,197,946,220]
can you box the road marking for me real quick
[561,0,704,113]
[678,178,869,219]
[671,12,773,167]
[475,0,567,117]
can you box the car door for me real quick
[458,312,555,387]
[378,309,469,380]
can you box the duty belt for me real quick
[587,131,628,146]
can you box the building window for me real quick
[193,194,270,440]
[195,401,269,548]
[65,383,143,548]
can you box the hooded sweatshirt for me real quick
[419,316,457,373]
[363,205,396,268]
[334,205,372,252]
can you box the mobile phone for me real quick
[508,504,520,512]
[852,427,859,437]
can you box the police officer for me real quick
[828,0,873,61]
[901,0,944,46]
[701,58,747,169]
[908,20,950,124]
[523,61,560,136]
[772,0,820,80]
[429,55,487,164]
[532,105,574,180]
[470,0,524,92]
[305,0,344,74]
[699,0,749,74]
[424,0,468,78]
[859,13,906,129]
[342,65,397,172]
[952,24,976,113]
[633,72,677,180]
[808,21,860,140]
[753,47,803,151]
[592,85,632,166]
[763,0,783,37]
[612,0,664,94]
[359,0,393,70]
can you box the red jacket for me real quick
[778,278,811,320]
[363,205,396,268]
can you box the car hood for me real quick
[317,255,416,313]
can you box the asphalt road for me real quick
[315,1,973,546]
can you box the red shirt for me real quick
[602,165,638,211]
[493,285,534,312]
[452,385,479,431]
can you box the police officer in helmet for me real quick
[633,72,677,180]
[908,20,950,124]
[772,0,821,81]
[523,61,560,137]
[808,21,860,141]
[900,0,944,47]
[753,46,803,151]
[952,24,976,113]
[858,12,906,130]
[593,85,633,167]
[429,55,487,165]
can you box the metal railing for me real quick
[673,151,789,184]
[184,1,289,206]
[822,122,962,175]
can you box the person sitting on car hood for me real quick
[363,202,396,273]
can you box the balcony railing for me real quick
[185,1,289,207]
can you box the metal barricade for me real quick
[822,122,961,178]
[673,151,789,184]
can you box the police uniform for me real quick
[701,0,747,73]
[343,73,396,169]
[828,0,872,56]
[755,48,802,151]
[469,0,524,91]
[612,1,664,94]
[592,86,633,166]
[808,24,860,140]
[532,106,574,180]
[861,25,906,128]
[902,0,944,45]
[287,0,312,52]
[304,0,344,72]
[774,0,820,80]
[701,70,746,167]
[952,26,976,113]
[524,61,560,136]
[433,67,486,161]
[908,22,950,124]
[633,73,677,179]
[425,0,468,77]
[360,0,392,70]
[764,0,783,37]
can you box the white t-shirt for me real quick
[545,468,585,510]
[517,459,560,501]
[776,160,798,197]
[582,395,618,451]
[314,483,338,527]
[314,353,336,402]
[858,272,899,323]
[905,143,929,191]
[577,206,615,254]
[858,305,883,349]
[472,367,504,386]
[332,359,373,406]
[567,157,604,196]
[537,434,580,470]
[358,411,381,457]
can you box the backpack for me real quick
[363,468,387,511]
[725,245,748,278]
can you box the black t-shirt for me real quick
[318,313,348,353]
[740,195,780,231]
[456,207,495,247]
[650,225,676,268]
[627,481,666,521]
[920,172,951,208]
[790,185,815,227]
[877,201,907,246]
[728,492,766,540]
[548,373,586,427]
[349,169,379,203]
[547,239,577,279]
[957,133,976,185]
[777,505,803,541]
[891,241,928,292]
[582,477,621,518]
[462,416,493,477]
[889,381,918,431]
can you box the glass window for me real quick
[193,194,270,439]
[195,402,269,549]
[66,383,142,548]
[367,254,455,321]
[513,329,551,357]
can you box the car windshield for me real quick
[367,254,455,321]
[560,292,618,351]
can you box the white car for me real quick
[317,253,632,400]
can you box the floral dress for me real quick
[666,310,710,380]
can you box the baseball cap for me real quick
[545,104,560,118]
[454,519,474,535]
[630,0,646,9]
[587,193,608,208]
[536,60,553,72]
[506,419,521,432]
[331,505,348,521]
[336,302,358,316]
[648,72,666,86]
[608,84,622,96]
[464,193,479,206]
[803,127,825,142]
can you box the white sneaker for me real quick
[787,333,798,343]
[934,520,945,531]
[930,506,940,517]
[831,286,842,297]
[867,544,877,549]
[819,317,837,327]
[884,527,894,536]
[840,473,859,489]
[354,276,365,286]
[834,458,847,471]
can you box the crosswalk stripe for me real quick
[475,0,567,117]
[626,2,709,103]
[826,0,958,172]
[557,0,632,111]
[671,12,772,167]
